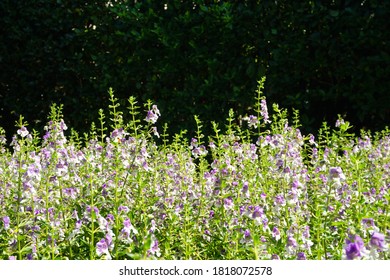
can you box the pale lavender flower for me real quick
[274,195,286,206]
[145,105,160,124]
[147,235,161,258]
[286,236,298,255]
[75,220,82,230]
[272,227,281,241]
[243,115,259,128]
[96,238,111,260]
[60,119,68,131]
[145,110,158,124]
[118,205,130,214]
[149,220,157,233]
[308,134,317,146]
[105,232,115,251]
[151,126,160,138]
[302,226,310,239]
[106,214,115,225]
[329,167,346,181]
[361,218,378,230]
[287,236,298,247]
[97,215,109,231]
[192,145,208,158]
[152,105,160,116]
[56,161,68,177]
[27,164,41,181]
[64,188,78,199]
[335,118,345,128]
[240,229,252,244]
[242,181,249,198]
[370,232,386,251]
[273,194,286,212]
[119,218,138,243]
[223,197,234,210]
[86,206,99,215]
[110,129,124,143]
[262,218,269,231]
[260,99,271,123]
[252,206,264,224]
[17,126,29,137]
[2,216,10,229]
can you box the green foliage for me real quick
[0,90,389,260]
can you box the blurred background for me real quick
[1,0,389,141]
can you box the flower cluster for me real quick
[0,94,389,260]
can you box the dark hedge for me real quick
[1,0,389,140]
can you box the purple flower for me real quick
[96,238,111,260]
[329,167,346,181]
[362,218,376,228]
[145,110,158,123]
[149,220,157,233]
[302,226,310,239]
[145,105,160,124]
[147,235,161,258]
[335,118,345,128]
[151,126,160,138]
[27,164,41,180]
[223,197,234,209]
[260,99,271,123]
[3,216,10,230]
[272,227,281,241]
[106,214,115,224]
[242,181,249,197]
[297,252,306,260]
[274,195,286,206]
[86,206,99,215]
[370,232,386,250]
[240,229,252,244]
[252,206,264,224]
[345,235,365,260]
[119,218,138,243]
[105,232,115,250]
[243,115,259,128]
[111,128,127,143]
[64,188,77,199]
[118,205,129,213]
[287,236,298,248]
[75,220,82,229]
[17,126,29,137]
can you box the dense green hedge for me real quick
[1,1,389,139]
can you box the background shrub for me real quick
[1,0,389,139]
